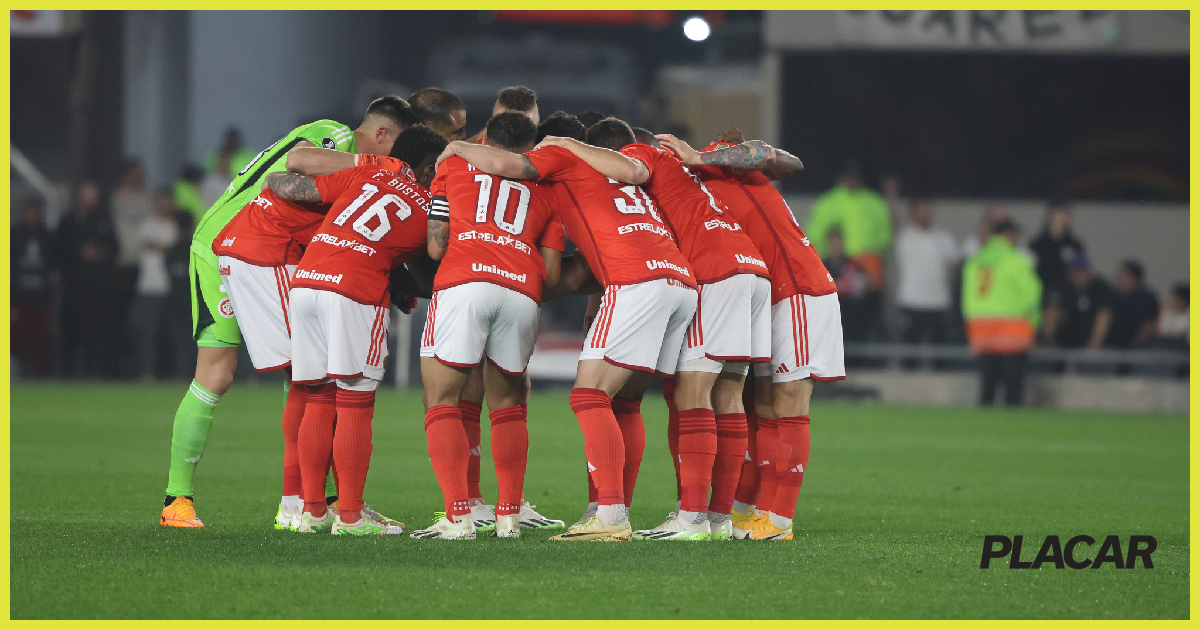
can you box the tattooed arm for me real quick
[427,219,450,260]
[655,134,804,180]
[264,172,322,203]
[535,136,648,185]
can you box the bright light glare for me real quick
[683,17,710,42]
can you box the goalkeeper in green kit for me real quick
[160,96,417,528]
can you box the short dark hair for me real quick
[1171,283,1189,306]
[409,88,465,129]
[365,95,418,130]
[1121,259,1145,283]
[389,124,449,169]
[486,112,538,152]
[576,110,605,129]
[631,127,659,148]
[586,117,635,151]
[992,219,1021,236]
[537,111,587,143]
[496,86,537,113]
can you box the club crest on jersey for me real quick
[322,137,336,149]
[218,297,235,318]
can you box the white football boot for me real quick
[274,495,303,531]
[516,501,565,529]
[633,510,712,541]
[493,513,521,538]
[409,512,477,540]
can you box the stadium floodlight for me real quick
[683,16,710,42]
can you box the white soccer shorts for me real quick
[678,273,772,375]
[289,287,389,391]
[580,278,697,375]
[420,281,541,375]
[754,292,846,383]
[218,256,295,372]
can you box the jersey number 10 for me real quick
[332,183,413,242]
[473,174,530,235]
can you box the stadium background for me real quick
[8,10,1191,619]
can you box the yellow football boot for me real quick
[731,507,764,540]
[748,517,793,541]
[160,496,204,528]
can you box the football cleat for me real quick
[633,512,711,541]
[362,503,404,530]
[493,513,521,538]
[549,515,632,542]
[275,496,303,531]
[332,515,404,536]
[297,511,334,533]
[731,507,764,540]
[409,512,476,540]
[567,503,599,531]
[517,501,565,529]
[748,519,793,541]
[708,512,733,540]
[467,500,496,533]
[160,496,204,528]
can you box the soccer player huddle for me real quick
[158,85,845,543]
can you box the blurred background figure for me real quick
[821,228,871,342]
[894,199,958,345]
[806,160,892,341]
[1107,260,1159,349]
[55,181,118,377]
[173,165,207,222]
[1052,252,1114,350]
[205,127,255,180]
[961,220,1041,406]
[111,159,151,289]
[129,188,181,379]
[11,199,55,378]
[1149,283,1189,351]
[1030,200,1086,340]
[165,211,198,378]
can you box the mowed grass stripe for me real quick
[10,383,1189,619]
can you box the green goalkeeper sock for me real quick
[165,380,222,497]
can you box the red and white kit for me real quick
[212,158,411,372]
[694,153,845,382]
[620,143,772,375]
[524,144,697,374]
[289,165,430,390]
[420,156,565,374]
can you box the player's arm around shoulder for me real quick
[436,140,539,180]
[536,136,648,185]
[264,171,322,203]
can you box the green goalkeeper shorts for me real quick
[190,251,242,348]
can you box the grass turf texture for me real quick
[10,382,1189,619]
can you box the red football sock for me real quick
[772,415,811,519]
[735,395,760,506]
[613,397,645,507]
[710,412,748,514]
[423,405,471,518]
[754,415,780,514]
[298,383,337,516]
[570,388,624,507]
[490,405,528,516]
[332,388,375,524]
[459,399,484,500]
[661,376,681,502]
[281,381,306,496]
[677,408,717,513]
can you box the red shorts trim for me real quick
[601,355,655,375]
[254,361,292,374]
[486,355,527,377]
[811,375,847,382]
[434,355,481,370]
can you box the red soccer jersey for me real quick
[620,143,768,285]
[212,190,325,267]
[692,149,836,302]
[429,156,565,303]
[213,159,413,267]
[290,165,431,305]
[523,145,695,289]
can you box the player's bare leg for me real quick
[749,377,813,541]
[706,370,750,540]
[160,345,238,528]
[551,360,651,541]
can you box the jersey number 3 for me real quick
[332,183,412,242]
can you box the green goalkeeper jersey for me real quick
[190,119,356,267]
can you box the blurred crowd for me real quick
[809,161,1190,354]
[10,129,255,380]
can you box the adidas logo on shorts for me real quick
[776,363,789,373]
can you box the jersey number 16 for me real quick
[332,183,413,242]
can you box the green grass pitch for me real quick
[10,382,1189,619]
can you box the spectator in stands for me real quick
[174,165,207,222]
[11,199,55,377]
[962,220,1041,407]
[165,211,197,377]
[56,180,118,377]
[807,160,892,341]
[205,127,255,179]
[1053,251,1114,350]
[200,151,232,208]
[1106,260,1159,349]
[821,229,871,342]
[894,199,958,344]
[129,189,181,379]
[1030,199,1085,311]
[111,159,151,284]
[1149,283,1189,351]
